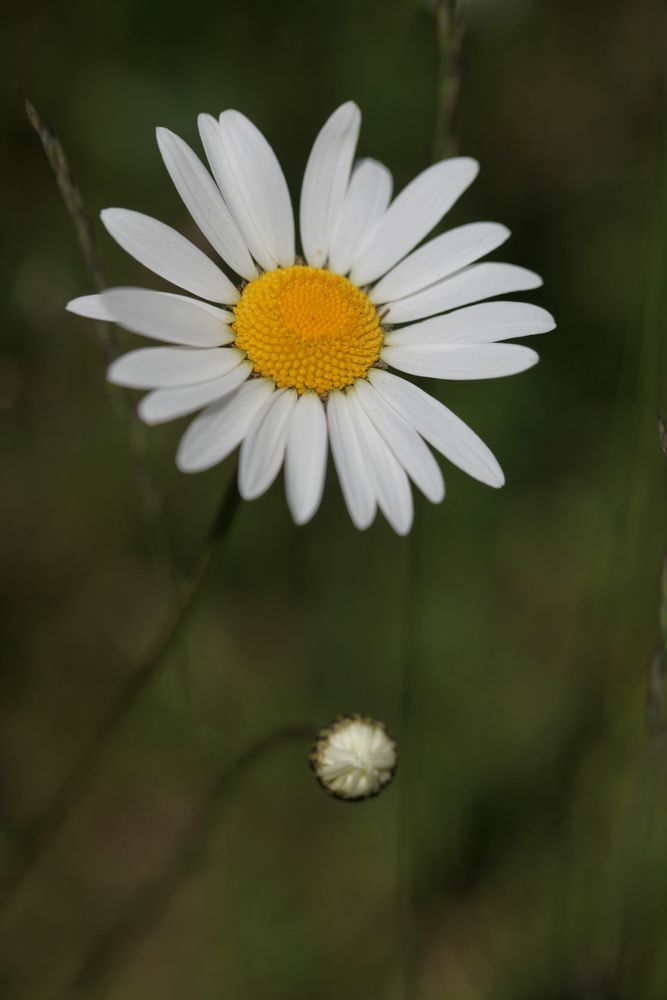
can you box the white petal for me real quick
[370,223,509,304]
[198,111,294,272]
[345,387,413,536]
[70,288,233,347]
[176,377,275,473]
[156,127,258,281]
[368,368,504,487]
[299,101,361,268]
[384,263,543,325]
[385,302,556,346]
[284,392,328,524]
[381,342,539,380]
[328,159,393,276]
[239,389,297,500]
[101,208,239,304]
[66,295,115,321]
[349,158,479,287]
[108,346,245,389]
[354,379,444,503]
[327,390,376,530]
[138,361,252,425]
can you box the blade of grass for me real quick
[23,93,171,579]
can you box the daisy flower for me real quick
[67,102,554,534]
[311,715,397,801]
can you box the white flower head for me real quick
[67,101,555,535]
[310,715,397,801]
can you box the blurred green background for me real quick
[2,0,667,997]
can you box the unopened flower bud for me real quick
[311,715,397,801]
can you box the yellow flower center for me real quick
[232,265,383,395]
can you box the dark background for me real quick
[2,0,667,996]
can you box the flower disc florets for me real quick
[233,265,383,395]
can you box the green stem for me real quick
[397,512,423,999]
[646,548,667,740]
[432,0,464,162]
[395,7,466,993]
[611,127,667,994]
[58,723,314,999]
[0,473,242,909]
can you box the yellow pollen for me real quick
[232,265,383,395]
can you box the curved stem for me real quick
[0,472,242,909]
[59,724,314,999]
